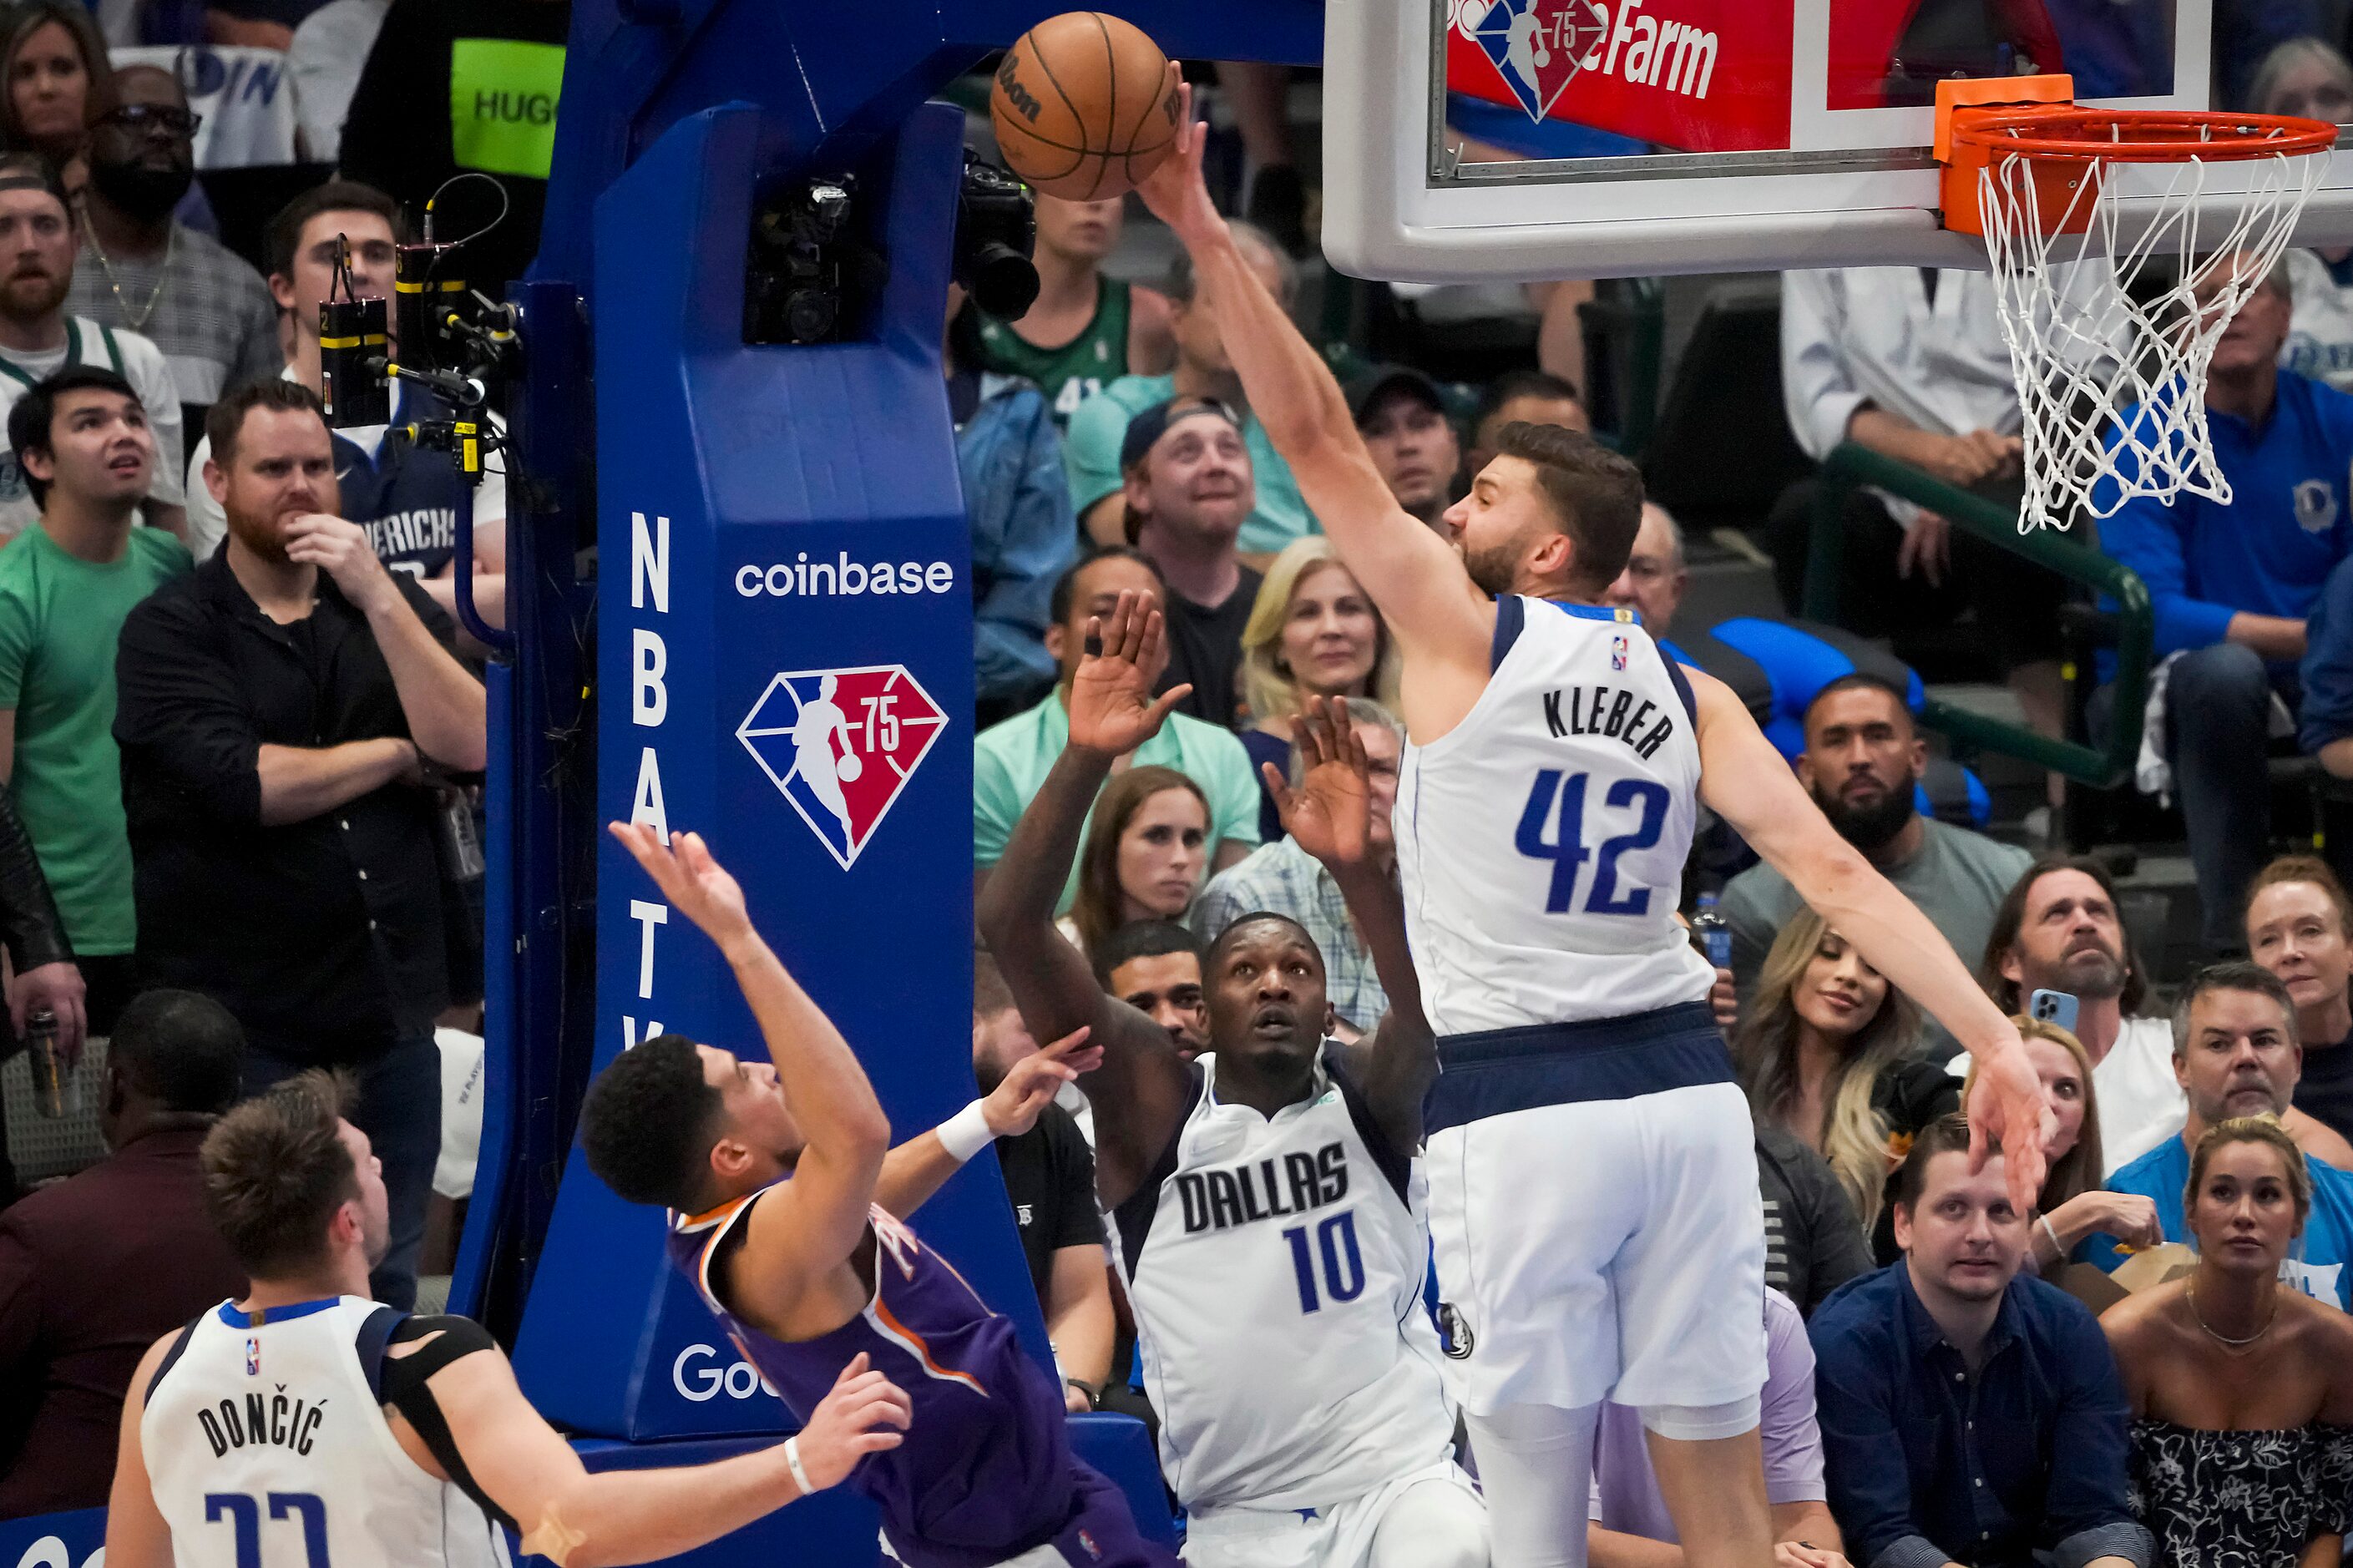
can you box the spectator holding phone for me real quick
[1967,857,2185,1174]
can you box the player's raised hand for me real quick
[1067,589,1192,759]
[789,1353,911,1493]
[608,822,754,948]
[1964,1025,2053,1216]
[1265,695,1372,871]
[1133,77,1222,247]
[982,1027,1103,1140]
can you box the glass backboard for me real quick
[1322,0,2353,280]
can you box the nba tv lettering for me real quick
[1541,682,1674,761]
[1176,1141,1349,1235]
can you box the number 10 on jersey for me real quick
[1516,769,1670,916]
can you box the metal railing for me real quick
[1801,442,2153,787]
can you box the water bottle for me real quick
[1692,892,1732,971]
[25,1007,68,1118]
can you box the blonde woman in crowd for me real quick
[1737,908,1950,1235]
[1235,537,1400,839]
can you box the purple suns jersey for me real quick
[666,1191,1081,1567]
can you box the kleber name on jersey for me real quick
[1541,680,1674,760]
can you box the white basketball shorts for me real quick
[1181,1459,1488,1568]
[1422,1003,1768,1417]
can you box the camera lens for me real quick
[967,243,1040,319]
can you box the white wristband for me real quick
[936,1099,994,1164]
[784,1434,815,1496]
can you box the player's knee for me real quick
[1369,1479,1490,1568]
[1637,1396,1760,1442]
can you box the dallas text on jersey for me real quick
[1175,1141,1349,1236]
[194,1388,326,1459]
[1541,681,1675,761]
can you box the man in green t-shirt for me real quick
[1061,222,1318,564]
[0,368,192,1031]
[974,547,1260,913]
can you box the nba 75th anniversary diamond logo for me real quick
[736,665,948,870]
[1460,0,1608,122]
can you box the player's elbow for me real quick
[973,876,1038,958]
[832,1100,892,1159]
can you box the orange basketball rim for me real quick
[1934,74,2340,237]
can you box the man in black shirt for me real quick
[112,377,486,1310]
[1120,398,1263,729]
[974,952,1115,1414]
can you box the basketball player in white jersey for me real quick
[1135,83,2048,1568]
[105,1070,913,1568]
[978,598,1486,1568]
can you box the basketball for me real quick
[837,751,863,782]
[990,13,1180,201]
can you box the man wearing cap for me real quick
[1354,366,1462,531]
[1063,221,1316,564]
[0,155,183,544]
[1123,396,1263,730]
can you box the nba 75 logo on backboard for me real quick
[1457,0,1607,121]
[736,665,948,870]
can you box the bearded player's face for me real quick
[1440,456,1557,597]
[1205,918,1329,1067]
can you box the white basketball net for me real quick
[1976,137,2328,534]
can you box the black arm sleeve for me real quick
[0,787,70,974]
[375,1313,515,1530]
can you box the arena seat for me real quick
[1639,283,1816,539]
[1673,615,1991,828]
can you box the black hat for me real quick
[1346,364,1446,427]
[1118,396,1242,473]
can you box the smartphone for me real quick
[2028,989,2079,1034]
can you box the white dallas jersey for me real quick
[142,1297,510,1568]
[1114,1047,1456,1513]
[1398,597,1715,1034]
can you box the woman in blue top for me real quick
[2102,1116,2353,1568]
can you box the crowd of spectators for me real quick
[0,0,536,1515]
[8,12,2353,1565]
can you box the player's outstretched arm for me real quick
[974,591,1198,1211]
[1133,80,1486,671]
[103,1333,180,1568]
[423,1346,908,1566]
[610,823,889,1283]
[1268,696,1433,1149]
[1686,669,2048,1211]
[872,1027,1103,1219]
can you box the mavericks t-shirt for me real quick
[0,524,192,953]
